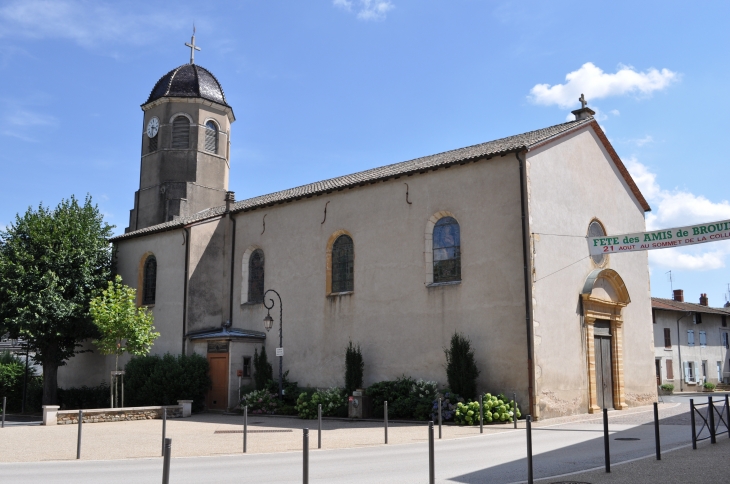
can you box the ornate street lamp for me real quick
[262,289,283,399]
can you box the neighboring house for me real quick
[652,290,730,391]
[59,55,658,419]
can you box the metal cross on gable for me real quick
[185,26,201,64]
[579,93,588,109]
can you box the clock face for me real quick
[146,117,159,138]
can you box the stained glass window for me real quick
[433,217,461,283]
[142,256,157,305]
[248,249,265,303]
[332,235,354,293]
[588,220,606,265]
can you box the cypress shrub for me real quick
[444,332,480,400]
[58,383,110,410]
[253,347,273,391]
[124,353,211,411]
[344,341,364,396]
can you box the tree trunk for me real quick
[42,359,59,406]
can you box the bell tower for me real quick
[126,34,235,232]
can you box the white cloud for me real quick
[625,157,730,271]
[0,0,187,48]
[529,62,678,109]
[634,135,653,147]
[610,109,620,116]
[334,0,394,21]
[7,110,56,127]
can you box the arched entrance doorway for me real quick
[581,269,630,413]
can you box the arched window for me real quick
[588,219,607,266]
[171,116,190,149]
[433,216,461,283]
[331,235,354,293]
[247,249,265,303]
[204,121,218,154]
[142,256,157,305]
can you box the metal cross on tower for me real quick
[579,93,587,109]
[185,26,201,64]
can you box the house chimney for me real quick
[673,289,684,302]
[699,293,708,306]
[225,191,235,212]
[572,93,596,121]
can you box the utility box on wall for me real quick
[348,390,371,419]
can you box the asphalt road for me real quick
[0,419,693,484]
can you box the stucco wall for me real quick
[527,126,655,418]
[230,154,529,404]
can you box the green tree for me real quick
[253,346,273,391]
[90,275,160,373]
[444,332,480,400]
[344,341,364,395]
[0,195,113,405]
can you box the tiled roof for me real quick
[652,297,730,315]
[112,116,648,241]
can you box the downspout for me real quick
[676,311,691,392]
[516,150,536,418]
[182,227,191,354]
[229,213,237,324]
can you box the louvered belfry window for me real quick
[433,216,461,283]
[205,121,218,153]
[148,135,158,152]
[171,116,190,149]
[143,256,157,305]
[248,249,265,303]
[332,235,354,293]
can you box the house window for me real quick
[331,235,354,293]
[142,256,157,305]
[666,359,674,380]
[433,216,461,283]
[687,330,695,346]
[722,315,727,327]
[248,249,265,303]
[663,328,671,349]
[204,121,218,153]
[587,220,607,266]
[242,356,252,377]
[684,361,695,382]
[722,332,729,349]
[171,116,190,149]
[694,313,703,324]
[699,331,707,347]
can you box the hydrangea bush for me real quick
[241,389,279,414]
[367,377,438,420]
[453,393,521,425]
[430,391,464,422]
[295,387,347,419]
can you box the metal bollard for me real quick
[303,428,309,484]
[690,398,697,449]
[513,393,517,429]
[384,401,388,444]
[438,398,442,439]
[603,408,610,473]
[162,438,171,484]
[161,407,167,457]
[479,395,483,434]
[76,410,83,459]
[708,396,716,444]
[653,402,661,460]
[318,404,322,449]
[526,415,533,484]
[243,405,248,453]
[428,421,435,484]
[2,396,5,428]
[726,395,730,440]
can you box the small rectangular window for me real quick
[148,136,158,152]
[242,356,252,377]
[695,313,703,324]
[687,330,695,346]
[666,359,674,379]
[722,315,727,327]
[699,331,707,347]
[723,332,729,349]
[663,328,671,349]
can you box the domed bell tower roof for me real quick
[143,63,230,108]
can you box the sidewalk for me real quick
[538,437,730,484]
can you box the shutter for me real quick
[171,116,190,149]
[687,330,694,345]
[666,359,674,379]
[700,331,707,347]
[684,362,691,382]
[664,328,671,348]
[204,122,218,153]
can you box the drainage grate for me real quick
[215,429,293,434]
[614,437,640,441]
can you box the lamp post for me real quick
[262,289,283,399]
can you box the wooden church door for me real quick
[594,322,614,409]
[206,341,230,410]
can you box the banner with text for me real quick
[587,219,730,255]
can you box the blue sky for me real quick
[1,0,728,305]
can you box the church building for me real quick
[59,47,658,419]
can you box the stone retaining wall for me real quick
[43,401,193,425]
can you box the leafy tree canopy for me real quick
[0,195,113,404]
